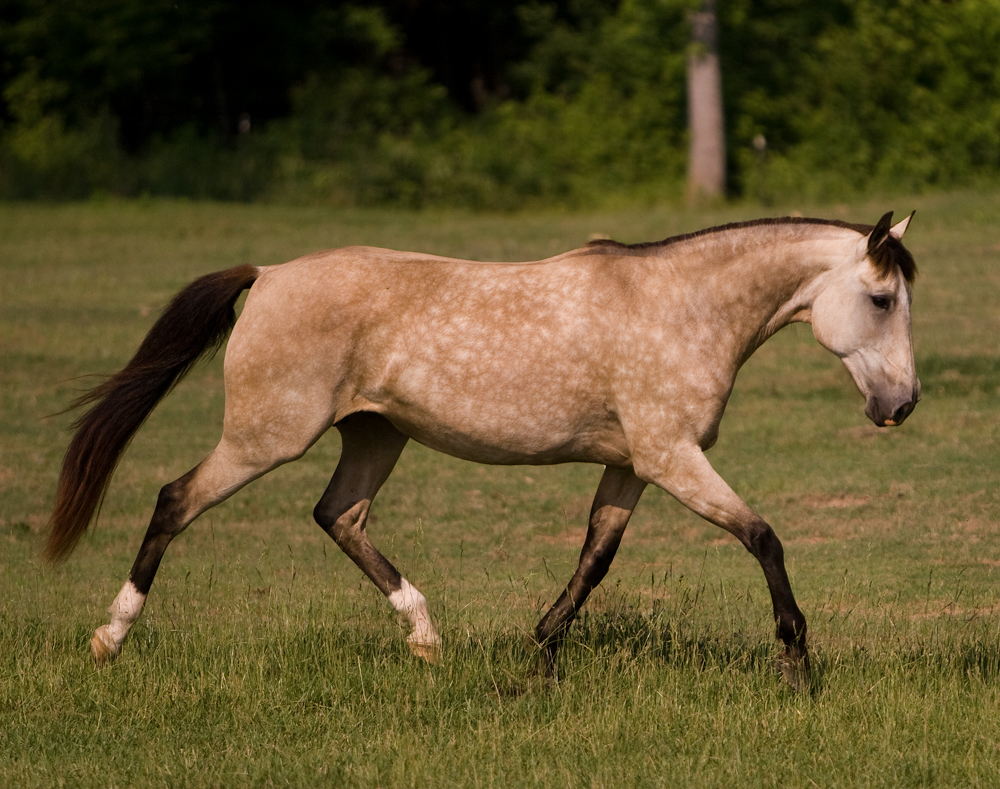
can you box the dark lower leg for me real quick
[314,415,408,595]
[319,499,404,596]
[745,522,810,689]
[746,524,807,647]
[642,447,810,689]
[93,438,278,665]
[128,470,198,594]
[92,471,200,664]
[535,466,646,674]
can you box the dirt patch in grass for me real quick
[837,424,903,441]
[802,493,873,509]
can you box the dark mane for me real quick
[587,216,917,282]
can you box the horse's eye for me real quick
[870,295,891,310]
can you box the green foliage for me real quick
[0,111,121,198]
[741,0,1000,200]
[276,0,693,208]
[134,126,279,202]
[2,0,1000,204]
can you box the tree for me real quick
[686,0,725,199]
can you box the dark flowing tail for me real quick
[46,264,260,562]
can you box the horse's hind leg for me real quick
[313,412,441,662]
[90,438,310,665]
[534,465,647,675]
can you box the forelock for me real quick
[869,235,917,283]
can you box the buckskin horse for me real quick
[47,211,918,690]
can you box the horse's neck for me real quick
[659,230,850,361]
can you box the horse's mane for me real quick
[587,216,917,282]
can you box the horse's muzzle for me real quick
[866,382,920,427]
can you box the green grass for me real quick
[1,191,999,787]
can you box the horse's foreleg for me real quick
[534,465,646,675]
[644,446,810,691]
[314,413,441,663]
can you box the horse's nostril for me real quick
[891,401,914,425]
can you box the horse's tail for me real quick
[46,264,261,562]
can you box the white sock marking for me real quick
[388,577,440,649]
[104,580,147,648]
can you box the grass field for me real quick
[2,192,999,787]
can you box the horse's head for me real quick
[810,211,919,427]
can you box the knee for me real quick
[743,519,782,560]
[312,501,333,532]
[148,480,189,536]
[579,542,618,580]
[314,499,367,548]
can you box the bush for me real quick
[268,0,692,209]
[135,126,280,202]
[2,0,1000,206]
[0,113,124,199]
[745,0,1000,198]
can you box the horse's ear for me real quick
[889,210,915,240]
[867,211,894,255]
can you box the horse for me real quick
[47,210,918,690]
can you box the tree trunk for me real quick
[686,0,725,200]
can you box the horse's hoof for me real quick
[525,671,559,694]
[775,650,811,693]
[525,637,559,681]
[407,636,442,665]
[90,625,119,667]
[530,652,558,681]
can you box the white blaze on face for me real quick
[388,577,440,659]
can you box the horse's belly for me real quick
[374,399,631,467]
[344,290,630,465]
